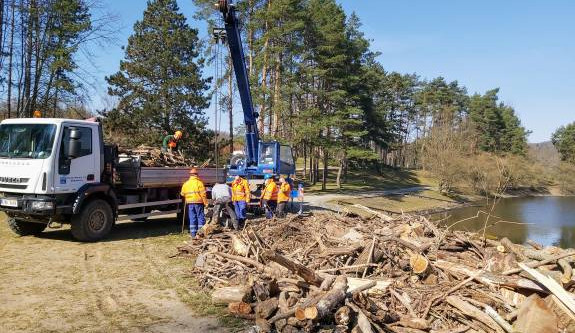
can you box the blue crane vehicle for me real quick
[216,0,295,183]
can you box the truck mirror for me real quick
[66,127,82,159]
[69,127,82,140]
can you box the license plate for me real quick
[1,199,18,207]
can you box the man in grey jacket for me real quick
[211,182,239,229]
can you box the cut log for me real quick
[346,277,390,296]
[335,306,351,326]
[231,234,249,256]
[526,239,543,250]
[228,301,252,315]
[255,298,279,319]
[446,296,504,333]
[546,295,575,333]
[409,254,429,274]
[303,306,318,320]
[255,318,272,333]
[262,250,324,287]
[500,237,526,260]
[523,249,573,284]
[398,317,429,330]
[515,294,559,333]
[306,275,348,321]
[294,307,306,321]
[253,279,278,302]
[519,263,575,316]
[212,286,251,304]
[319,243,364,257]
[212,252,281,277]
[435,259,548,293]
[319,274,336,291]
[484,305,512,333]
[502,251,575,275]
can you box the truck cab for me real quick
[0,118,102,214]
[0,118,225,242]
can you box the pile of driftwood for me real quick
[118,145,197,167]
[177,212,575,333]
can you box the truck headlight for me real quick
[31,201,54,210]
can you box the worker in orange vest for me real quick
[277,176,291,218]
[261,174,278,219]
[180,168,208,239]
[162,130,183,152]
[231,175,250,227]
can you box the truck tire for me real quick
[8,218,46,236]
[71,199,114,242]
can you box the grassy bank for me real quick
[300,167,437,193]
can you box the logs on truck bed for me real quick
[177,211,575,332]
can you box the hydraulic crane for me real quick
[216,0,295,182]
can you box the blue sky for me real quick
[85,0,575,143]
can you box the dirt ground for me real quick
[0,214,232,333]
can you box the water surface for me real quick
[430,196,575,248]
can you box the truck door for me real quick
[53,125,98,193]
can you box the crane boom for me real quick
[217,0,259,167]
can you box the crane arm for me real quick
[217,0,259,167]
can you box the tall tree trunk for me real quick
[247,0,253,76]
[6,0,15,118]
[258,0,271,136]
[228,55,234,153]
[23,0,35,116]
[0,0,5,73]
[302,142,307,180]
[321,148,328,191]
[272,52,281,137]
[16,0,25,116]
[336,159,343,189]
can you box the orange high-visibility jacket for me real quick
[261,179,278,201]
[232,178,251,202]
[277,183,291,202]
[180,176,208,205]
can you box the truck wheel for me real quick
[8,218,46,236]
[71,199,114,242]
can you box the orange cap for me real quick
[189,168,198,175]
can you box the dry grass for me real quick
[333,190,466,214]
[0,213,243,332]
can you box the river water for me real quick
[430,196,575,248]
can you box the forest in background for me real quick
[1,0,574,194]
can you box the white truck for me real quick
[0,118,225,241]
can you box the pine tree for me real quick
[105,0,211,157]
[552,122,575,164]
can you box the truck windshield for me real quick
[259,143,276,166]
[0,124,57,159]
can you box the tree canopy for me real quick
[552,122,575,164]
[104,0,211,158]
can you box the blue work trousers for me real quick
[262,200,277,219]
[188,203,206,237]
[234,201,247,221]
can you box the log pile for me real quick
[118,145,196,167]
[177,212,575,332]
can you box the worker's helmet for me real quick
[33,110,42,118]
[174,130,183,139]
[189,168,198,175]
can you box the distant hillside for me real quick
[529,141,560,166]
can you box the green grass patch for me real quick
[335,190,460,214]
[301,167,436,193]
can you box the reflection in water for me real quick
[430,197,575,248]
